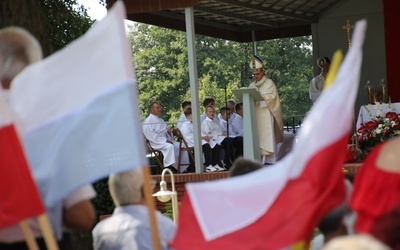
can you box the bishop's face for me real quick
[253,70,264,82]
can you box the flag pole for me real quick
[19,220,39,250]
[37,214,59,250]
[142,166,161,250]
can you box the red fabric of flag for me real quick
[0,124,44,229]
[171,136,347,250]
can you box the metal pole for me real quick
[252,30,257,55]
[185,7,204,173]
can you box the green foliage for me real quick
[128,23,313,121]
[162,202,174,220]
[40,0,94,53]
[256,37,313,115]
[92,177,115,219]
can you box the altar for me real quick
[356,102,400,130]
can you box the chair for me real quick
[175,128,195,173]
[145,138,163,174]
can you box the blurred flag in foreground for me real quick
[171,20,367,249]
[9,1,147,209]
[0,91,44,228]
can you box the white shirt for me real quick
[176,113,187,130]
[231,114,244,137]
[92,205,176,250]
[180,120,195,147]
[309,74,325,103]
[219,118,240,137]
[142,114,170,147]
[201,116,225,148]
[200,111,220,124]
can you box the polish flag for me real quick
[9,1,148,237]
[171,20,367,249]
[0,90,44,229]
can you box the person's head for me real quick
[108,169,144,206]
[235,102,243,117]
[181,101,191,111]
[227,99,236,113]
[205,105,215,120]
[149,101,162,117]
[317,57,330,75]
[203,97,215,108]
[184,107,192,121]
[318,203,352,243]
[249,55,265,81]
[321,235,391,250]
[219,106,230,121]
[229,157,262,177]
[0,27,42,89]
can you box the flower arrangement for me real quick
[357,102,400,161]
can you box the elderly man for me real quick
[92,169,176,250]
[0,26,96,249]
[143,101,188,173]
[248,55,284,162]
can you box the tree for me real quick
[256,36,313,115]
[129,22,313,122]
[0,0,94,56]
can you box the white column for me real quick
[185,7,204,173]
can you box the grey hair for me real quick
[108,168,143,206]
[0,27,42,84]
[322,235,390,250]
[227,99,236,108]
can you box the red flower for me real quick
[358,121,376,134]
[385,111,399,122]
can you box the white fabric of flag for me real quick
[186,20,366,241]
[9,1,147,208]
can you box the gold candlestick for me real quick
[365,80,372,104]
[380,78,387,103]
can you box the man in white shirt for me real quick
[176,101,191,130]
[218,99,237,122]
[92,168,176,250]
[143,101,180,172]
[220,105,243,162]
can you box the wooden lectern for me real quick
[232,88,264,161]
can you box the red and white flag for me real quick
[171,20,367,249]
[0,89,44,229]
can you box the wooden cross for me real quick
[342,19,354,49]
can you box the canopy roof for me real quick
[107,0,347,42]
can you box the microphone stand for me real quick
[224,83,231,168]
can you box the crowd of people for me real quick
[143,55,288,172]
[143,97,245,173]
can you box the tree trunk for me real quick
[0,0,54,56]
